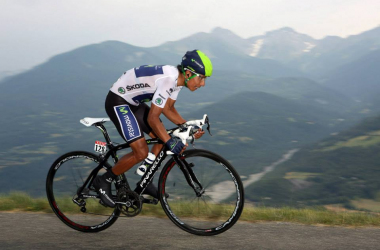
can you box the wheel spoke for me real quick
[46,152,120,232]
[159,149,244,236]
[71,166,79,189]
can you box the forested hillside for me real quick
[246,115,380,209]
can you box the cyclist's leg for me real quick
[105,93,161,174]
[112,138,149,175]
[127,103,168,198]
[93,138,148,207]
[129,102,166,157]
[94,92,149,207]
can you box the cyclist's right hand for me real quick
[165,137,186,155]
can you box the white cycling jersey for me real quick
[110,65,182,108]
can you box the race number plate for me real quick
[94,141,107,153]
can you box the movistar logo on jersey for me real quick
[126,83,151,91]
[119,107,128,115]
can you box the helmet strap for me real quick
[181,66,196,88]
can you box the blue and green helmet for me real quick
[181,50,213,77]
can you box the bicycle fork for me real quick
[173,155,205,197]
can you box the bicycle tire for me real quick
[158,149,244,236]
[46,151,120,232]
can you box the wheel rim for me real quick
[48,153,118,229]
[161,153,243,233]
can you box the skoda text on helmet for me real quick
[181,50,213,87]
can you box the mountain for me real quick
[245,115,380,209]
[0,38,363,164]
[187,91,351,172]
[0,90,352,196]
[0,38,364,122]
[320,50,380,103]
[150,27,305,78]
[245,26,380,78]
[0,70,22,82]
[3,25,380,81]
[175,71,363,118]
[248,27,317,63]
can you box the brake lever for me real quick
[188,127,198,148]
[205,116,212,136]
[190,136,195,147]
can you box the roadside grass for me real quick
[0,192,51,213]
[1,192,379,227]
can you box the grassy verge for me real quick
[0,192,52,212]
[1,192,379,227]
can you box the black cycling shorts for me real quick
[105,91,153,143]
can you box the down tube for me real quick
[134,149,168,195]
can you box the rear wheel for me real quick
[46,151,120,232]
[159,149,244,236]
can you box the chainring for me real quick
[117,187,142,217]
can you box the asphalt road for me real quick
[1,212,379,250]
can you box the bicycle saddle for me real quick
[80,117,110,127]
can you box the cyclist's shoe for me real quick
[93,174,116,208]
[138,179,169,199]
[143,181,159,199]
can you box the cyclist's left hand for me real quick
[193,129,205,139]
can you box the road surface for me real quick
[1,212,379,249]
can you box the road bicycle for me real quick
[46,115,244,236]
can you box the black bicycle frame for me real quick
[76,122,203,198]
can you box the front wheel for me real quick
[158,149,244,236]
[46,151,120,232]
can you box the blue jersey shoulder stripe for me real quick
[134,65,164,78]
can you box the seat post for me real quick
[94,123,112,145]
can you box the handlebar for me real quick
[167,114,211,155]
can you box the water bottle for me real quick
[136,152,156,176]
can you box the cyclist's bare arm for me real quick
[162,98,186,125]
[148,104,173,143]
[164,98,205,139]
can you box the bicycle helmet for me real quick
[181,50,213,86]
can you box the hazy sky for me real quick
[1,0,379,73]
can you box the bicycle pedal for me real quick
[142,197,158,205]
[72,197,85,207]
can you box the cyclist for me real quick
[93,50,213,207]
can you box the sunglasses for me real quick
[184,68,207,80]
